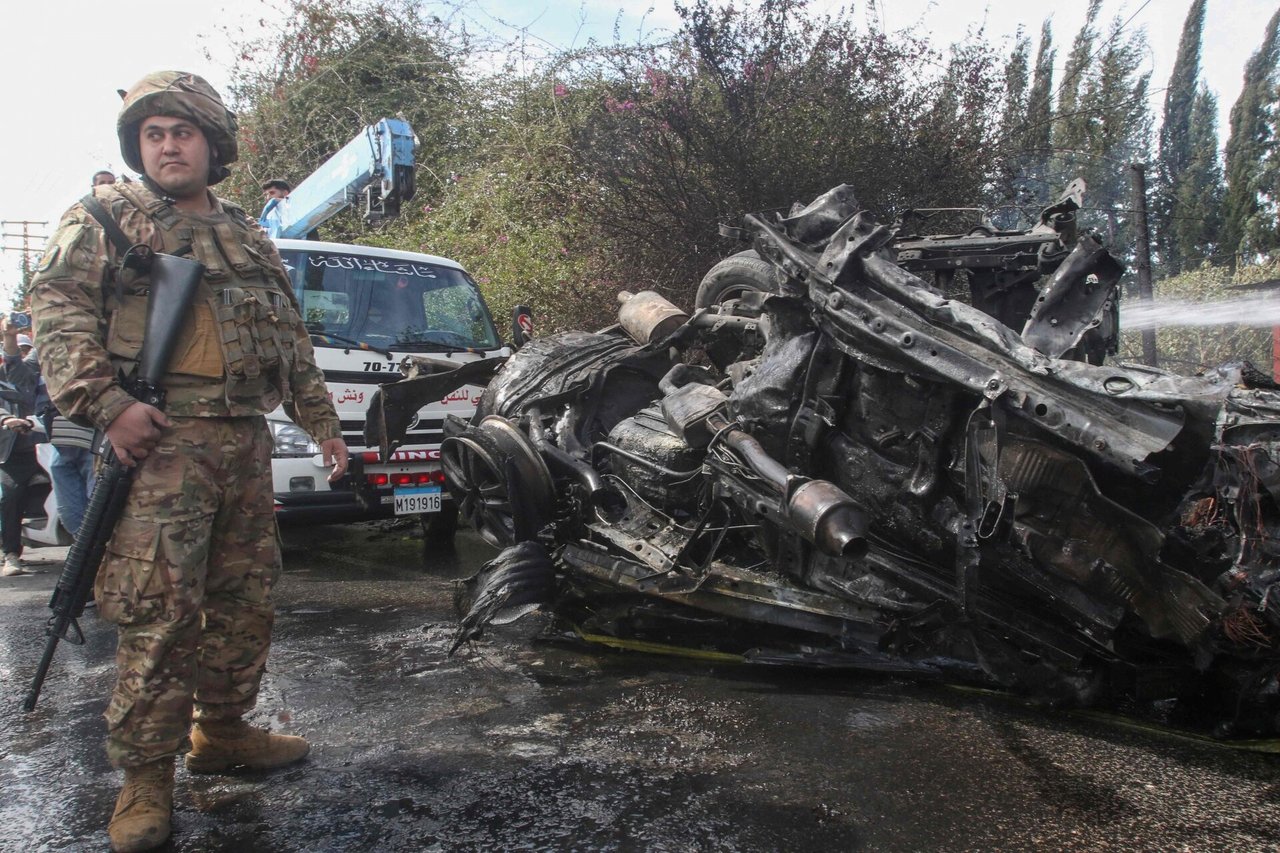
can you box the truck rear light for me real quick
[362,471,443,487]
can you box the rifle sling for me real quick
[80,192,194,308]
[80,193,194,258]
[80,194,134,256]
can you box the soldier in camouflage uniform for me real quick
[29,71,348,853]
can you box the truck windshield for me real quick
[279,249,502,351]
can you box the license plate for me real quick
[393,486,441,515]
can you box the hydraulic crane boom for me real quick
[260,118,417,239]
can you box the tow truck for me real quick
[261,118,512,541]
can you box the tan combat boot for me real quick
[108,757,175,853]
[185,719,310,773]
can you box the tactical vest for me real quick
[102,183,300,418]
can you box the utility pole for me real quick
[1,219,49,306]
[1129,164,1158,367]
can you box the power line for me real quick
[1,220,49,284]
[1,219,50,307]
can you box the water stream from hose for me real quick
[1119,292,1280,331]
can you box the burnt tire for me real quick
[694,250,779,309]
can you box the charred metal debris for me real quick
[373,183,1280,738]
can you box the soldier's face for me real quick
[138,116,210,200]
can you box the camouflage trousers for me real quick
[95,416,280,768]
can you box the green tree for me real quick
[1156,0,1208,274]
[1168,86,1224,269]
[1016,20,1056,210]
[997,31,1030,142]
[370,70,623,334]
[212,0,1092,331]
[1053,0,1103,152]
[993,29,1029,205]
[994,20,1062,216]
[564,0,1006,301]
[1221,7,1280,264]
[1049,10,1152,260]
[220,0,476,237]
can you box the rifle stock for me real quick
[23,252,204,712]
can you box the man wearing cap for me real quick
[29,71,348,852]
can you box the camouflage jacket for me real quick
[29,182,340,443]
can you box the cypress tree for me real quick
[1221,7,1280,265]
[1048,10,1152,258]
[1170,85,1224,267]
[1083,18,1153,254]
[999,31,1030,142]
[1023,20,1055,207]
[1156,0,1207,274]
[1054,0,1103,154]
[996,30,1031,206]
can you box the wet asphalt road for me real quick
[2,520,1280,852]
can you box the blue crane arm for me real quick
[260,118,417,239]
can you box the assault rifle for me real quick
[23,246,204,711]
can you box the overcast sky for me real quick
[2,0,1274,302]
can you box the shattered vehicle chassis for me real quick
[373,185,1280,738]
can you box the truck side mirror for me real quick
[511,304,534,350]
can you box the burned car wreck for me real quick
[371,184,1280,738]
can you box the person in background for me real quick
[93,170,117,187]
[30,70,347,852]
[46,401,96,539]
[20,283,98,540]
[0,319,43,576]
[260,178,290,200]
[11,333,93,540]
[258,178,293,234]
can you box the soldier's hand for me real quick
[1,416,32,432]
[106,402,171,466]
[321,437,348,482]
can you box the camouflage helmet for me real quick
[117,71,238,185]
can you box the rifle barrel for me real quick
[22,620,65,711]
[23,449,134,709]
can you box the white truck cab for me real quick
[270,238,508,535]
